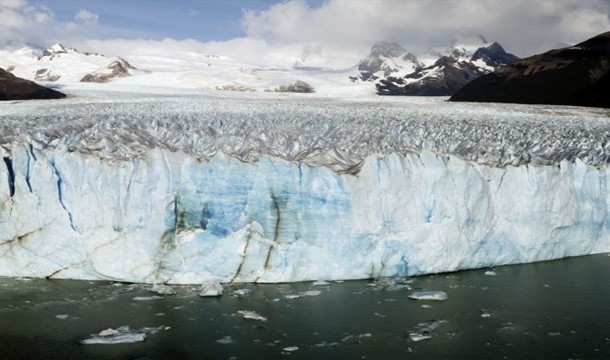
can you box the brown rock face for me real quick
[80,58,136,83]
[450,31,610,108]
[0,68,66,100]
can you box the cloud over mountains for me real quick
[1,0,609,68]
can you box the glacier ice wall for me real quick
[1,144,609,283]
[0,94,609,283]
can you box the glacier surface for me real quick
[0,91,609,284]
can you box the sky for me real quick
[1,0,609,68]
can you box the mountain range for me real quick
[352,38,519,96]
[1,36,520,99]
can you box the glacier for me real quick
[0,91,609,284]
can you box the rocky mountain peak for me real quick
[471,41,519,69]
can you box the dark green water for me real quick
[1,254,609,360]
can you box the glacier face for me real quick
[0,92,609,283]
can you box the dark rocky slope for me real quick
[0,68,66,100]
[450,31,610,108]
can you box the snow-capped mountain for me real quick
[347,35,518,96]
[350,41,423,82]
[1,43,140,84]
[377,56,486,96]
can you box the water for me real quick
[1,254,609,359]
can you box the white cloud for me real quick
[1,0,609,69]
[74,8,99,25]
[0,0,26,9]
[0,1,54,45]
[242,0,610,57]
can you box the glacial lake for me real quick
[1,254,609,359]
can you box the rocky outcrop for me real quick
[80,57,137,83]
[450,31,610,108]
[0,67,66,100]
[34,68,60,82]
[274,80,315,93]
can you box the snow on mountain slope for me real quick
[0,43,367,96]
[0,93,609,283]
[374,36,519,96]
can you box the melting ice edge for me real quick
[0,95,609,284]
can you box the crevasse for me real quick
[1,143,608,284]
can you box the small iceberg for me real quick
[408,320,447,342]
[237,310,267,321]
[408,291,448,301]
[199,281,223,297]
[80,326,164,345]
[151,284,175,295]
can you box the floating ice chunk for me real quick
[151,284,175,295]
[283,346,299,352]
[284,289,322,300]
[484,271,497,276]
[133,296,163,301]
[408,320,447,342]
[55,314,69,319]
[232,289,252,297]
[199,281,223,297]
[237,310,267,321]
[312,280,330,286]
[216,336,234,344]
[547,332,561,336]
[421,304,432,309]
[408,291,448,301]
[80,326,164,345]
[409,333,432,342]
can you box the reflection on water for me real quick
[1,254,609,359]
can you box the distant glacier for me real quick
[1,91,609,284]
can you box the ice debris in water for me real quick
[199,281,223,297]
[151,284,175,295]
[284,290,322,299]
[368,278,412,291]
[237,310,267,321]
[80,326,164,345]
[133,296,163,301]
[312,280,330,286]
[408,320,447,342]
[55,314,69,320]
[484,270,497,276]
[216,336,234,344]
[283,346,299,352]
[408,291,448,301]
